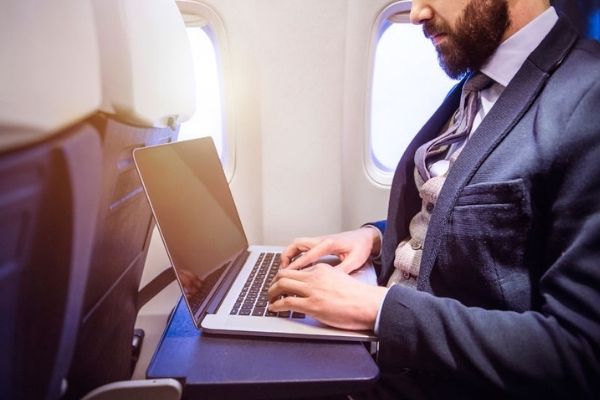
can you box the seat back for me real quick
[66,0,195,397]
[0,1,102,399]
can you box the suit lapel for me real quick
[417,16,579,292]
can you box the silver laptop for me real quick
[133,137,377,341]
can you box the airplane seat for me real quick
[65,0,195,398]
[0,0,103,399]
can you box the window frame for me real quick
[364,0,414,186]
[177,0,236,182]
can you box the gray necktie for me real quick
[414,72,493,181]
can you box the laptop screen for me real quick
[133,137,248,319]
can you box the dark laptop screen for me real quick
[134,137,247,318]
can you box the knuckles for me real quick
[312,263,333,279]
[322,238,335,251]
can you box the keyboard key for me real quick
[255,300,268,307]
[291,312,306,319]
[252,307,266,316]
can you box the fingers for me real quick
[336,260,361,274]
[286,238,336,270]
[281,229,374,272]
[281,237,320,268]
[268,294,307,314]
[268,269,310,300]
[336,251,369,274]
[267,270,307,314]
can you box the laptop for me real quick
[133,137,378,341]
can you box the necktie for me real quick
[414,72,493,181]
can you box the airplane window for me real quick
[370,20,457,175]
[178,26,225,160]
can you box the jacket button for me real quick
[410,240,422,250]
[426,202,435,212]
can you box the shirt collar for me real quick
[481,7,559,87]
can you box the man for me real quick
[268,0,600,398]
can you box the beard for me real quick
[423,0,510,79]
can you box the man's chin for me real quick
[441,66,468,80]
[437,53,469,79]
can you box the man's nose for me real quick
[410,0,434,25]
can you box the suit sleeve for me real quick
[364,220,386,235]
[377,81,600,397]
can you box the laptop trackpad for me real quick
[316,255,378,286]
[349,262,378,285]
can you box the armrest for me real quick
[81,378,182,400]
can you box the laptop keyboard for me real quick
[230,252,305,319]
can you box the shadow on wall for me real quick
[553,0,600,40]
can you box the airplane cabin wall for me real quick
[202,0,395,246]
[143,0,397,283]
[254,0,346,244]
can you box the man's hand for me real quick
[281,227,381,274]
[268,264,387,331]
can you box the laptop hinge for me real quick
[204,250,250,316]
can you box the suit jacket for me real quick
[375,17,600,398]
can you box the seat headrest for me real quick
[0,0,102,151]
[93,0,195,128]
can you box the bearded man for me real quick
[268,0,600,398]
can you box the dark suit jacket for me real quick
[375,17,600,398]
